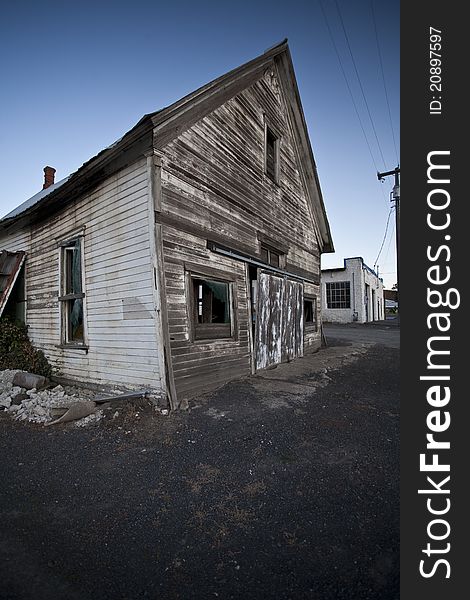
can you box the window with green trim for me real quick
[59,239,85,345]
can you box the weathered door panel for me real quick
[255,271,282,369]
[281,278,303,363]
[255,271,303,371]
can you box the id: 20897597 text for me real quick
[429,27,443,115]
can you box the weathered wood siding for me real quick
[0,228,31,253]
[158,68,322,397]
[303,281,321,352]
[0,158,162,392]
[159,225,251,398]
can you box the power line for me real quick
[377,167,400,304]
[370,0,399,165]
[383,218,396,267]
[334,0,387,170]
[318,0,380,174]
[374,205,394,269]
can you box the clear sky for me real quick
[0,0,399,289]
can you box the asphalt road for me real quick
[0,324,399,600]
[323,318,400,349]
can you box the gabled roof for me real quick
[2,176,71,220]
[1,41,333,252]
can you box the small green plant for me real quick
[0,318,52,378]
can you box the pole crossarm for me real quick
[376,166,400,308]
[377,166,400,181]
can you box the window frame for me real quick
[264,121,280,184]
[58,235,87,348]
[304,295,317,332]
[185,266,237,342]
[326,281,351,309]
[260,243,285,269]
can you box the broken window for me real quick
[0,250,26,322]
[59,239,85,345]
[265,125,279,183]
[192,277,232,340]
[326,281,351,309]
[304,297,317,330]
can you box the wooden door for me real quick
[255,271,303,371]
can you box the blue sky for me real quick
[0,0,399,288]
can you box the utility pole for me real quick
[377,166,400,309]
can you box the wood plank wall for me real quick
[159,69,322,398]
[161,226,251,398]
[0,158,163,392]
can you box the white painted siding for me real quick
[0,157,163,392]
[0,227,31,252]
[321,257,384,324]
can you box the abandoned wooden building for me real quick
[0,40,334,409]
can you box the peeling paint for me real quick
[256,272,303,371]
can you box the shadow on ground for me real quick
[0,338,399,600]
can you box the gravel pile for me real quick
[0,369,103,426]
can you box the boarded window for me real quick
[265,126,279,183]
[326,281,351,309]
[59,239,85,345]
[192,277,232,340]
[304,297,317,330]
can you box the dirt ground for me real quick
[0,322,399,600]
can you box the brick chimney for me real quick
[43,166,56,189]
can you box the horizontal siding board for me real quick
[2,69,324,399]
[50,367,160,388]
[0,157,162,391]
[155,72,322,398]
[172,349,250,369]
[86,220,150,255]
[162,78,319,264]
[159,218,251,398]
[176,362,251,397]
[86,267,151,290]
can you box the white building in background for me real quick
[321,257,384,324]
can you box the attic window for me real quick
[265,125,279,183]
[260,244,283,268]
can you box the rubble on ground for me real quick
[0,369,103,426]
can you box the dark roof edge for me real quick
[0,117,154,230]
[150,40,289,131]
[276,46,334,253]
[1,38,334,253]
[322,256,382,280]
[1,42,289,230]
